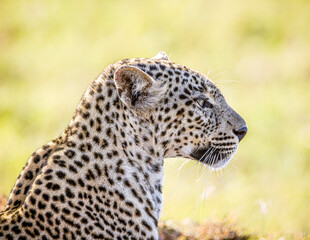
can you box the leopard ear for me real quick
[152,51,170,61]
[114,66,165,110]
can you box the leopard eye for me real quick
[197,99,205,107]
[197,98,213,109]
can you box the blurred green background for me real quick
[0,0,309,238]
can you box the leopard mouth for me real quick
[190,146,236,169]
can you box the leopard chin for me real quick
[190,146,237,169]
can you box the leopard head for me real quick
[113,52,247,169]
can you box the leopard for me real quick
[0,51,247,240]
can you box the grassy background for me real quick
[0,0,309,238]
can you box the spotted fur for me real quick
[0,51,247,239]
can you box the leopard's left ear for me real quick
[152,51,170,61]
[114,66,165,110]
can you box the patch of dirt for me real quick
[159,219,251,240]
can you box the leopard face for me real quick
[114,52,247,169]
[158,73,247,169]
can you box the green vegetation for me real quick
[0,0,309,238]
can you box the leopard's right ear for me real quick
[114,66,165,111]
[152,51,170,61]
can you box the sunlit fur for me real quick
[0,52,246,239]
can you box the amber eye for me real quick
[197,98,213,108]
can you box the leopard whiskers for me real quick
[196,148,210,177]
[230,159,238,168]
[197,150,219,216]
[223,163,233,180]
[220,163,233,208]
[195,147,216,182]
[177,159,191,177]
[167,147,213,200]
[193,148,216,214]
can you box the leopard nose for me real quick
[233,126,248,142]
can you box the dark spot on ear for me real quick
[131,93,140,106]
